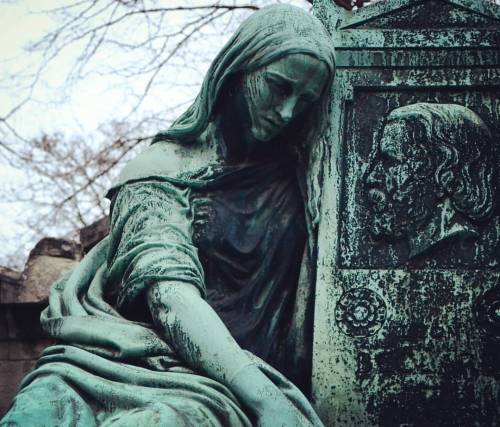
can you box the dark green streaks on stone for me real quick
[312,1,500,426]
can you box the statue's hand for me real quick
[229,365,313,426]
[255,391,310,427]
[333,0,367,10]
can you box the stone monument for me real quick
[312,0,500,425]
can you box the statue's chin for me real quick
[250,124,276,143]
[250,118,287,143]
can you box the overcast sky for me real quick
[0,0,310,266]
[0,1,221,262]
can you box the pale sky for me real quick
[0,1,216,264]
[0,0,309,266]
[0,1,196,137]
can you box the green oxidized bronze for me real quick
[0,5,335,427]
[365,103,495,259]
[312,1,500,426]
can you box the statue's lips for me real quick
[261,116,283,130]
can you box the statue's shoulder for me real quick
[107,140,220,196]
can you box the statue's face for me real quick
[242,53,328,143]
[364,120,436,239]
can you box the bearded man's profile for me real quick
[365,103,495,260]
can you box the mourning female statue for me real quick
[365,103,495,260]
[1,5,336,426]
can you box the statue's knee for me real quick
[1,374,95,427]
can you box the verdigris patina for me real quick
[365,103,495,260]
[312,0,500,425]
[0,5,335,426]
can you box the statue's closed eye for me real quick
[266,75,290,96]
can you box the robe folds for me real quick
[1,141,321,427]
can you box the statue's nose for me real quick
[277,97,297,124]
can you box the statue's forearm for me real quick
[146,282,281,409]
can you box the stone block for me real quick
[1,256,77,304]
[0,342,8,360]
[29,237,81,260]
[5,306,45,340]
[80,216,109,253]
[8,339,52,361]
[0,310,8,340]
[0,267,22,305]
[0,360,35,417]
[0,267,21,286]
[1,236,80,304]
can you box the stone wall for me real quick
[0,217,109,416]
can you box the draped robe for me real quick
[1,140,320,427]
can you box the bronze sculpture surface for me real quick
[0,5,335,427]
[365,103,495,260]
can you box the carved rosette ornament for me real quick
[474,285,500,339]
[335,288,387,337]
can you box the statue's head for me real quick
[364,103,495,258]
[240,53,329,145]
[154,4,336,150]
[151,5,335,227]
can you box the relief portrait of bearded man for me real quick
[364,103,495,260]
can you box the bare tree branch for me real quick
[0,0,306,268]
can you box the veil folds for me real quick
[153,4,335,145]
[151,4,336,228]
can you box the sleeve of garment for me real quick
[106,180,206,315]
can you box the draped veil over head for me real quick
[154,4,336,146]
[153,4,336,226]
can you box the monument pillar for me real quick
[312,1,500,425]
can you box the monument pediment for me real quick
[340,0,500,30]
[321,0,500,66]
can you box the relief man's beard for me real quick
[367,188,407,240]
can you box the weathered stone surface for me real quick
[80,216,109,253]
[0,267,21,286]
[4,306,45,341]
[8,340,53,361]
[0,310,8,341]
[313,0,500,426]
[0,360,36,416]
[354,0,500,29]
[28,237,80,260]
[0,267,22,306]
[0,343,8,360]
[1,256,77,304]
[0,237,80,304]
